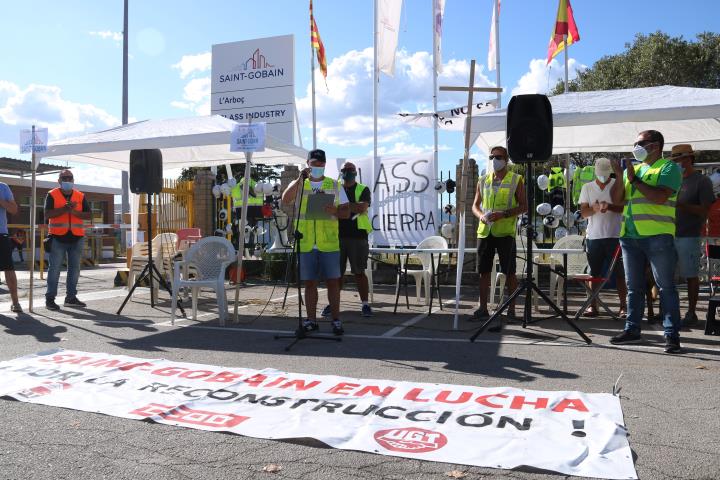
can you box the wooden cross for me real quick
[439,59,502,244]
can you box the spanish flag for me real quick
[310,0,327,80]
[547,0,580,64]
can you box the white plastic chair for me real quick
[549,234,586,305]
[407,236,448,305]
[171,237,236,325]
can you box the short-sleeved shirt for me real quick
[44,190,91,243]
[0,183,14,235]
[676,171,715,237]
[339,184,371,239]
[579,179,622,239]
[622,159,682,238]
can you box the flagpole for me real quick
[432,0,438,180]
[311,45,318,149]
[563,33,570,228]
[373,0,379,165]
[494,0,501,107]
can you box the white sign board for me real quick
[0,350,637,480]
[326,153,438,246]
[211,35,294,143]
[230,123,266,152]
[19,128,48,154]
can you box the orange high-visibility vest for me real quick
[48,188,85,237]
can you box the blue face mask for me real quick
[61,181,74,191]
[310,166,325,178]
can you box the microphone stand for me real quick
[275,172,341,351]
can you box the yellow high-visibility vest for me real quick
[298,177,341,252]
[477,171,521,238]
[621,157,677,237]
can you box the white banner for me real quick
[326,153,437,246]
[399,101,497,131]
[488,0,501,71]
[377,0,403,76]
[211,35,294,142]
[433,0,446,74]
[0,350,637,479]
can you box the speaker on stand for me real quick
[470,94,590,344]
[118,149,185,316]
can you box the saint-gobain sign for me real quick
[211,35,294,143]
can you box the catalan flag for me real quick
[547,0,580,64]
[310,0,327,80]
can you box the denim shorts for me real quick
[299,250,341,281]
[674,237,702,279]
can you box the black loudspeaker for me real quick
[129,149,163,194]
[506,94,553,163]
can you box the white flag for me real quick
[377,0,403,76]
[433,0,446,74]
[487,0,500,71]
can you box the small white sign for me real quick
[19,128,48,153]
[231,123,266,153]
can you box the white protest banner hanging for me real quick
[0,350,636,480]
[398,101,497,131]
[19,128,48,154]
[230,123,266,152]
[326,153,437,246]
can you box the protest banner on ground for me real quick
[0,350,637,479]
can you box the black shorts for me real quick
[476,234,516,275]
[340,237,369,275]
[0,235,15,271]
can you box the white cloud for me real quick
[171,77,210,115]
[511,58,587,96]
[373,142,452,156]
[172,52,211,79]
[89,30,123,44]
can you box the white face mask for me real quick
[492,159,507,172]
[632,144,649,162]
[596,175,608,184]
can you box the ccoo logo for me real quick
[374,427,448,453]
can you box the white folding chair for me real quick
[407,236,448,305]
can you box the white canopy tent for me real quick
[33,115,308,317]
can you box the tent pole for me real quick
[563,34,571,228]
[233,151,253,324]
[29,125,37,313]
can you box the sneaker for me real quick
[321,305,332,317]
[610,330,643,345]
[301,319,319,333]
[664,335,682,354]
[361,304,373,317]
[10,303,23,313]
[45,299,60,311]
[472,307,490,320]
[682,312,699,328]
[332,319,344,336]
[64,297,87,308]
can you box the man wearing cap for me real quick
[471,146,527,321]
[0,181,22,312]
[282,149,350,335]
[610,130,683,353]
[321,161,373,318]
[44,169,91,311]
[578,157,627,318]
[671,144,714,327]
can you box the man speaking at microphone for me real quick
[282,149,350,335]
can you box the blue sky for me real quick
[1,0,718,186]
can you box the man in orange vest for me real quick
[44,169,92,311]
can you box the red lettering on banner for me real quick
[510,396,549,410]
[279,379,320,391]
[85,359,132,368]
[206,372,243,383]
[476,394,508,408]
[326,382,361,395]
[58,356,93,365]
[130,403,249,428]
[552,398,589,413]
[263,377,287,388]
[355,385,395,398]
[243,374,267,387]
[118,362,154,371]
[152,366,188,376]
[436,390,473,404]
[39,354,76,363]
[404,388,430,403]
[374,427,448,453]
[179,370,213,380]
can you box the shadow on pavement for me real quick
[0,313,67,343]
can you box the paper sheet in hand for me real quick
[305,192,335,220]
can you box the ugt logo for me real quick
[374,427,448,453]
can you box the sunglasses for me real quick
[634,140,656,148]
[488,155,506,160]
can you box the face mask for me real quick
[342,171,357,182]
[310,166,325,178]
[596,175,607,183]
[632,144,648,162]
[61,181,73,191]
[492,159,506,172]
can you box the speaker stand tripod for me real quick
[117,199,185,317]
[470,161,591,345]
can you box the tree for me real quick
[179,163,282,183]
[551,31,720,95]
